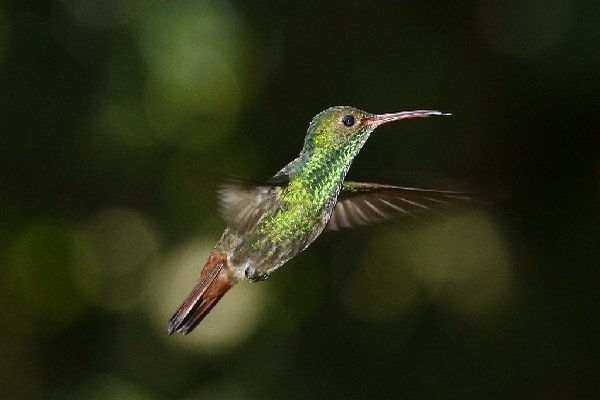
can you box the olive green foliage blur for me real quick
[0,1,598,399]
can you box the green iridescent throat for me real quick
[255,119,372,247]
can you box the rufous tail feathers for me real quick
[168,251,234,335]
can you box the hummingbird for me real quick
[168,105,473,335]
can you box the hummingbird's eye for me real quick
[341,115,355,127]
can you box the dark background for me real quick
[1,1,598,399]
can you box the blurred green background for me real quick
[1,0,598,399]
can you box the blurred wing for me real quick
[218,179,287,234]
[326,181,479,231]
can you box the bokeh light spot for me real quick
[337,232,421,322]
[93,98,158,149]
[135,0,245,151]
[67,374,156,400]
[152,238,265,353]
[4,222,87,334]
[411,212,513,317]
[73,208,160,311]
[479,0,573,58]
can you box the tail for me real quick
[167,251,234,335]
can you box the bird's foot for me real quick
[245,267,269,282]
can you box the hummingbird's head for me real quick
[304,106,449,154]
[305,106,374,153]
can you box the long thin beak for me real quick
[363,110,451,128]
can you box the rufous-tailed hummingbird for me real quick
[168,106,471,335]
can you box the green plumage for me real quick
[219,107,376,280]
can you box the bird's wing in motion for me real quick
[218,178,287,234]
[326,181,479,231]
